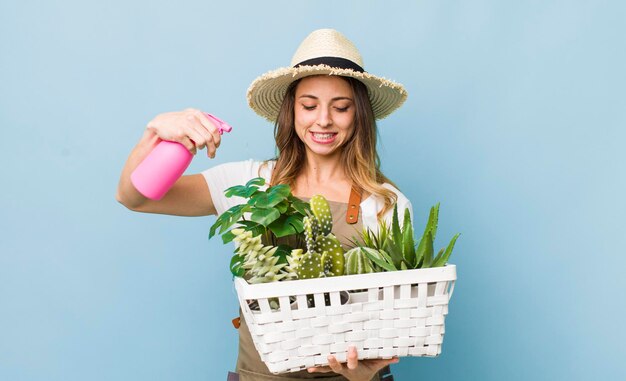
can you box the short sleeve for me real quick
[360,183,413,232]
[201,159,274,215]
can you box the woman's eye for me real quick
[302,105,316,111]
[335,106,350,112]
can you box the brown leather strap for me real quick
[346,187,361,224]
[232,317,241,329]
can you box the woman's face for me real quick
[294,75,356,158]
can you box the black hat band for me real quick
[294,56,364,73]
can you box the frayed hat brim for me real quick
[247,64,408,122]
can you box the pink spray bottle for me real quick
[130,113,233,200]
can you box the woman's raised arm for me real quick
[116,109,222,216]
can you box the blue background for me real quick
[1,1,624,380]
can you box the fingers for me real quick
[188,110,222,158]
[146,111,204,155]
[308,349,399,379]
[307,366,333,373]
[184,114,211,154]
[193,110,222,144]
[179,136,197,155]
[327,355,344,373]
[347,346,358,370]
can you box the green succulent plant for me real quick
[210,180,348,282]
[284,248,304,280]
[209,177,311,280]
[295,195,345,279]
[213,177,458,283]
[344,247,375,275]
[353,203,460,271]
[229,228,290,284]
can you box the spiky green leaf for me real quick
[383,236,404,269]
[420,231,434,268]
[423,203,440,242]
[401,207,415,267]
[432,247,445,266]
[391,204,403,245]
[432,233,460,267]
[363,248,397,272]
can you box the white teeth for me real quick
[312,133,336,140]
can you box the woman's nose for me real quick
[316,107,333,127]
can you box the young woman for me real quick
[117,29,411,381]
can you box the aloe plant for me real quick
[353,203,460,270]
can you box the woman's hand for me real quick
[307,346,399,381]
[146,108,222,158]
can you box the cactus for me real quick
[297,251,324,279]
[344,247,376,275]
[303,216,318,254]
[290,195,345,279]
[318,235,345,276]
[310,195,333,235]
[224,193,351,282]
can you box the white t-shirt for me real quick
[201,159,413,232]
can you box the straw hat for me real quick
[247,29,408,122]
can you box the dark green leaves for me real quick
[250,208,281,227]
[209,204,250,239]
[273,244,292,265]
[209,177,309,255]
[230,253,245,277]
[288,196,311,216]
[224,177,266,198]
[268,215,305,238]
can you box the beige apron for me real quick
[235,200,381,381]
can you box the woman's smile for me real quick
[294,75,356,157]
[310,131,338,144]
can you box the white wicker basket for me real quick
[234,265,456,374]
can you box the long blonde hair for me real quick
[264,76,398,219]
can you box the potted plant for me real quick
[209,177,310,284]
[209,179,460,374]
